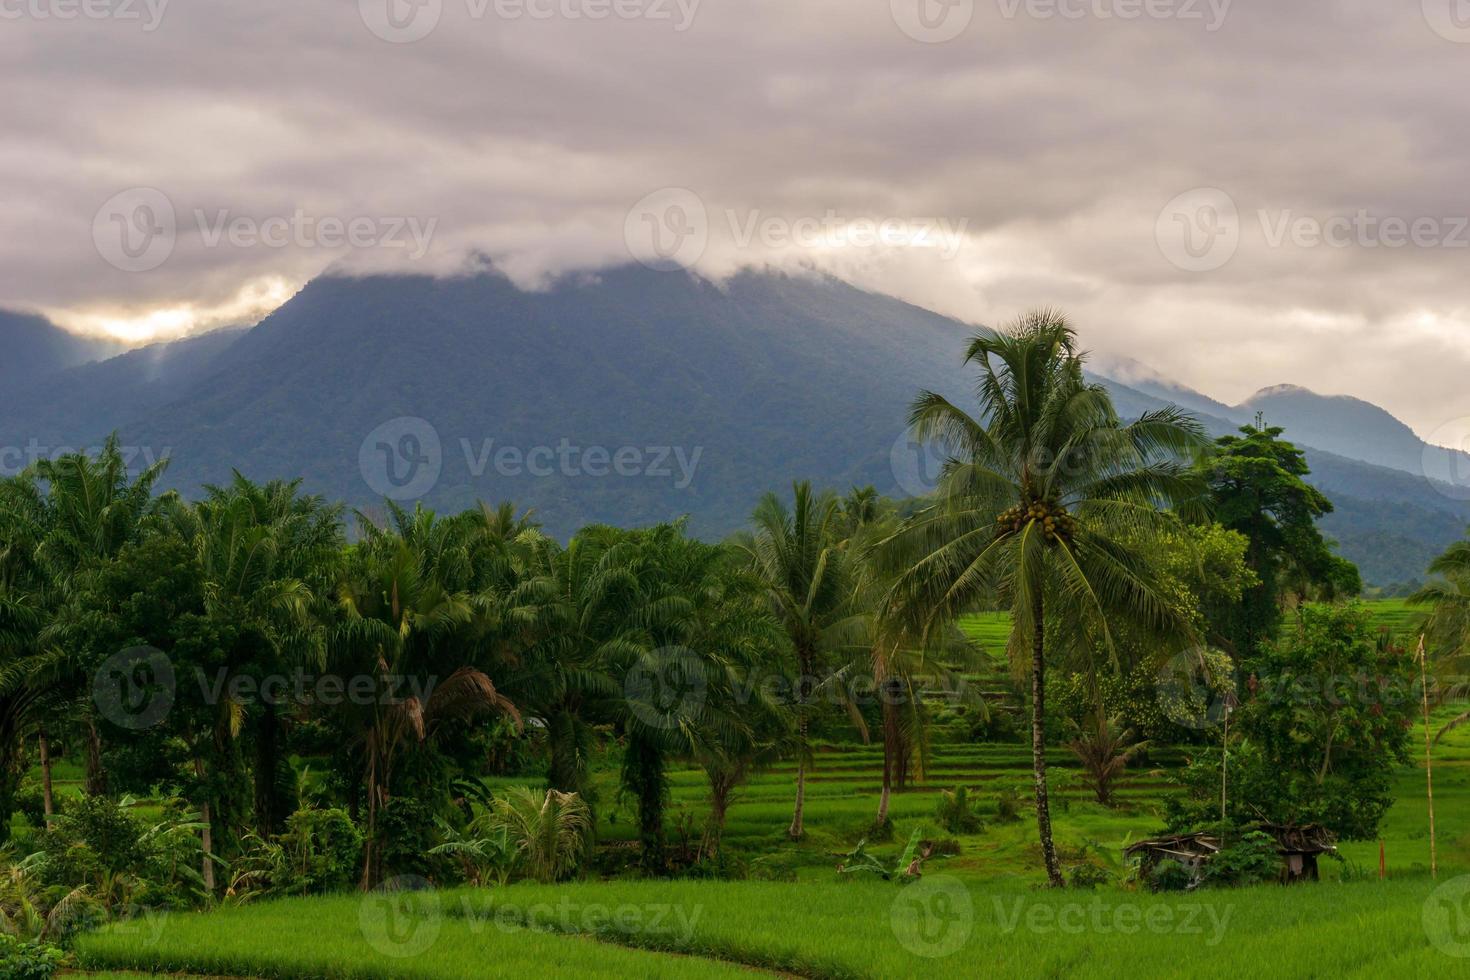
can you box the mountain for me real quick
[4,265,1467,585]
[1240,384,1432,476]
[0,328,246,455]
[113,266,979,534]
[0,310,121,396]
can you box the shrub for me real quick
[993,787,1024,824]
[933,787,985,834]
[1068,862,1115,889]
[230,807,363,900]
[0,935,65,980]
[32,796,205,911]
[1201,831,1279,888]
[489,788,593,883]
[1146,861,1194,893]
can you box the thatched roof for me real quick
[1125,832,1221,860]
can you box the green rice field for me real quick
[68,600,1470,978]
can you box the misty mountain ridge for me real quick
[2,266,1467,586]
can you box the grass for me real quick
[441,874,1460,978]
[74,894,752,979]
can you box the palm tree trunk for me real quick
[704,780,730,860]
[1031,590,1065,888]
[84,717,107,795]
[788,713,808,840]
[877,698,895,824]
[37,727,54,827]
[194,757,216,895]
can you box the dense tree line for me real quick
[0,310,1427,923]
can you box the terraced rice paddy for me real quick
[69,601,1470,977]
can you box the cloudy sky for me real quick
[6,0,1470,438]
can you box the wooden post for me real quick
[1378,839,1385,880]
[1418,635,1437,879]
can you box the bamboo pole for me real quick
[1418,634,1437,879]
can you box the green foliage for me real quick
[1198,425,1361,657]
[230,808,362,900]
[32,796,206,912]
[993,787,1024,824]
[0,935,65,980]
[933,786,984,834]
[834,827,924,881]
[1168,604,1415,840]
[1201,831,1279,888]
[489,788,594,883]
[1145,861,1194,893]
[1065,712,1148,807]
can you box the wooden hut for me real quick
[1125,832,1221,888]
[1258,823,1336,883]
[1126,824,1336,886]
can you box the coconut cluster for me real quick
[996,501,1076,542]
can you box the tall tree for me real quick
[735,482,867,840]
[25,436,168,795]
[1197,423,1360,657]
[882,311,1206,886]
[1410,536,1470,741]
[332,512,521,889]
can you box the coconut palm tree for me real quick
[332,522,521,889]
[1410,539,1470,741]
[488,786,593,883]
[881,311,1205,886]
[23,436,168,796]
[735,482,869,840]
[187,476,344,839]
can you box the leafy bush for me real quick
[933,787,985,834]
[1068,862,1115,889]
[1201,831,1279,888]
[0,935,65,980]
[230,807,363,900]
[13,783,45,830]
[993,787,1024,824]
[489,788,593,883]
[31,796,205,912]
[1146,861,1194,893]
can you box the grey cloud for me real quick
[3,0,1470,433]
